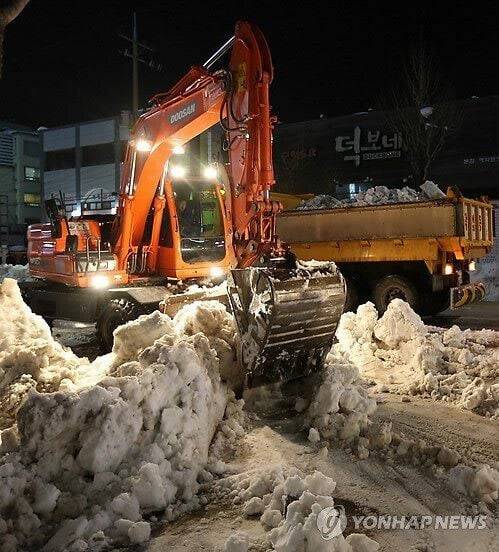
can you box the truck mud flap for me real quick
[450,282,486,309]
[227,265,346,387]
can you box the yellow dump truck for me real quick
[276,188,494,314]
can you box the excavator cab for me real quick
[150,174,235,280]
[172,179,227,264]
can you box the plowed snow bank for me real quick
[335,299,499,417]
[0,279,240,551]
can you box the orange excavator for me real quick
[24,21,345,384]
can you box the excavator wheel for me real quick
[96,298,141,352]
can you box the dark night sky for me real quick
[1,0,497,128]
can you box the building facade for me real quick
[41,112,225,217]
[273,96,498,199]
[0,122,41,250]
[41,112,132,216]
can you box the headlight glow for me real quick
[444,263,454,275]
[135,138,153,152]
[91,274,110,289]
[209,266,225,278]
[172,145,185,155]
[203,165,218,180]
[170,165,187,178]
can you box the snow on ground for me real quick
[0,278,240,551]
[0,279,382,551]
[217,467,379,551]
[297,182,444,211]
[333,299,499,418]
[0,276,497,551]
[291,344,499,507]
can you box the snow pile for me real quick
[449,464,499,506]
[0,264,31,283]
[225,532,250,552]
[334,299,499,417]
[297,182,442,210]
[0,280,242,551]
[304,360,377,450]
[0,278,101,429]
[218,466,378,551]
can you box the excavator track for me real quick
[227,263,346,386]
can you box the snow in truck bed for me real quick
[296,181,446,210]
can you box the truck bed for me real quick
[277,197,493,244]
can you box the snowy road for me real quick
[146,391,498,552]
[376,394,499,467]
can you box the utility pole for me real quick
[118,13,163,122]
[132,12,139,120]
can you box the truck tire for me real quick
[373,275,421,314]
[344,277,360,313]
[96,299,140,352]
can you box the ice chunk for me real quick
[225,532,249,552]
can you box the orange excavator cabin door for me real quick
[153,176,235,280]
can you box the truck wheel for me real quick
[96,299,139,352]
[373,275,420,314]
[344,277,360,313]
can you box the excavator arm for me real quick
[114,21,282,274]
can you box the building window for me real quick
[24,166,40,180]
[81,143,115,166]
[23,140,41,158]
[24,193,41,207]
[45,149,76,171]
[82,200,113,211]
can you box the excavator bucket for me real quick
[227,264,346,387]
